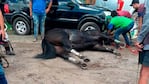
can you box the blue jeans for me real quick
[0,74,7,84]
[0,65,7,84]
[114,22,134,45]
[32,12,46,39]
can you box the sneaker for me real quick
[125,45,130,48]
[41,34,44,40]
[6,51,15,55]
[33,38,38,42]
[114,39,121,43]
[41,36,44,40]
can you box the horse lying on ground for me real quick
[35,28,121,69]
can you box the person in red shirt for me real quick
[117,10,131,18]
[111,10,131,18]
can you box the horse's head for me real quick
[82,30,114,45]
[83,30,100,36]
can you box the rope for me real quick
[0,45,9,68]
[127,46,138,55]
[0,55,9,68]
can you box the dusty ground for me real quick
[3,32,140,84]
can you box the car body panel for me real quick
[46,0,105,29]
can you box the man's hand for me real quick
[46,0,52,14]
[46,8,50,14]
[135,42,144,52]
[1,30,5,41]
[30,12,32,17]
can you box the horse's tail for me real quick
[41,38,46,54]
[35,38,56,59]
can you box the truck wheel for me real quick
[13,17,30,35]
[80,22,100,32]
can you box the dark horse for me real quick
[36,28,121,69]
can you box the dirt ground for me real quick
[3,33,140,84]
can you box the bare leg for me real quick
[138,65,149,84]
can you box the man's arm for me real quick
[138,17,143,33]
[0,10,5,40]
[107,23,114,35]
[135,0,149,51]
[136,13,149,51]
[46,0,53,14]
[29,0,32,16]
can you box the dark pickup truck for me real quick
[2,0,106,35]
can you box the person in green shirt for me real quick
[107,16,134,46]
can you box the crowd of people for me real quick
[106,0,148,84]
[0,0,148,84]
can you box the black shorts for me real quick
[139,50,149,66]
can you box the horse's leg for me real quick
[92,44,121,56]
[55,46,88,69]
[60,53,87,69]
[60,36,90,62]
[54,43,89,69]
[70,49,90,62]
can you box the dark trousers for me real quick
[139,50,149,66]
[0,74,7,84]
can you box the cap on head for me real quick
[130,0,139,6]
[111,10,118,17]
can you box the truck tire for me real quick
[13,17,30,35]
[80,22,101,33]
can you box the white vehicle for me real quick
[94,0,145,14]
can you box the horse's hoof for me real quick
[79,63,88,70]
[83,58,90,62]
[80,56,90,62]
[80,56,86,59]
[113,50,121,56]
[115,53,121,56]
[119,43,126,49]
